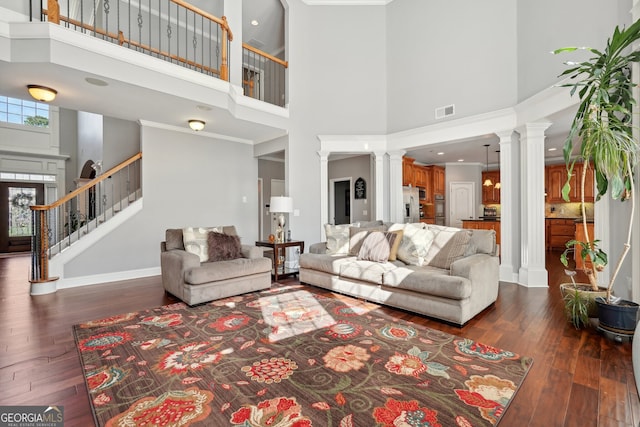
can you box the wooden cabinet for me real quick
[414,165,427,188]
[546,218,575,250]
[574,222,595,270]
[433,166,445,196]
[462,220,500,245]
[402,157,415,186]
[481,171,500,204]
[545,163,593,203]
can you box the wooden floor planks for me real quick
[0,251,638,426]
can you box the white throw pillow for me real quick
[183,227,221,262]
[325,223,359,254]
[395,223,435,266]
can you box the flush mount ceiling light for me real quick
[27,85,57,102]
[251,19,259,26]
[188,119,205,131]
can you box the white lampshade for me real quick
[270,196,293,213]
[188,119,205,131]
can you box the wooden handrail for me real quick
[170,0,233,41]
[31,152,142,211]
[243,43,288,68]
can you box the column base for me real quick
[518,266,548,287]
[30,277,59,295]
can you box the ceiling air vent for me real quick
[435,104,455,120]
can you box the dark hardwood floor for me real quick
[0,252,638,426]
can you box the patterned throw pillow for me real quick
[394,223,435,266]
[207,232,242,261]
[349,226,386,255]
[325,223,358,254]
[427,229,473,269]
[183,227,220,262]
[357,231,398,263]
[387,229,404,261]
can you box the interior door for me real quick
[449,182,475,228]
[333,180,351,225]
[0,182,44,253]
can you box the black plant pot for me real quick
[595,296,640,333]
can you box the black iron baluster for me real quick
[192,11,196,70]
[167,0,172,64]
[137,0,142,52]
[104,0,110,41]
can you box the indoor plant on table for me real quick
[556,19,640,334]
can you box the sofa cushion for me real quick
[339,259,397,285]
[299,253,355,275]
[425,229,472,269]
[166,229,185,251]
[387,229,404,261]
[325,223,357,255]
[390,223,435,266]
[464,229,497,256]
[183,227,221,262]
[185,257,271,285]
[357,231,398,262]
[383,265,472,300]
[208,232,242,261]
[349,225,385,255]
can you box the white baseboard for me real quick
[57,266,161,289]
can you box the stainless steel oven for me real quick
[434,194,445,225]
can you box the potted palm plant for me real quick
[555,19,640,334]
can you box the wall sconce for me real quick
[188,119,205,131]
[27,85,57,102]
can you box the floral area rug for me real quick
[73,284,532,426]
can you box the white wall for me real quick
[103,117,140,169]
[63,124,260,277]
[517,0,632,102]
[386,0,517,133]
[77,111,103,175]
[328,155,372,223]
[286,1,387,246]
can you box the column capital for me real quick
[387,150,406,161]
[316,151,330,161]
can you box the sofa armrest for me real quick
[241,245,264,259]
[309,242,328,254]
[160,249,201,296]
[450,253,499,284]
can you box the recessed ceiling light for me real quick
[458,159,464,162]
[251,19,259,26]
[548,147,557,152]
[437,152,444,155]
[85,77,108,86]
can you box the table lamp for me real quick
[270,196,293,243]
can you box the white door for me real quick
[449,182,475,228]
[270,179,285,236]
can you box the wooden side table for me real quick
[255,240,305,282]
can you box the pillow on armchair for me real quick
[208,232,242,261]
[183,227,220,262]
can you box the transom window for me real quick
[0,96,50,128]
[0,173,56,182]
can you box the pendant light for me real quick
[483,144,493,186]
[494,150,501,189]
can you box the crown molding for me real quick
[301,0,394,5]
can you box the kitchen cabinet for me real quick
[414,165,427,188]
[574,222,595,270]
[481,171,500,204]
[462,220,500,246]
[545,163,593,203]
[433,166,445,196]
[546,218,575,250]
[402,157,415,186]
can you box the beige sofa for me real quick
[299,222,499,326]
[161,226,272,305]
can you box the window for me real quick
[0,96,50,128]
[0,172,56,182]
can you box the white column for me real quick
[372,151,385,222]
[317,150,329,240]
[496,130,519,283]
[223,0,242,88]
[518,122,551,287]
[388,151,405,224]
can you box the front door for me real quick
[0,182,44,253]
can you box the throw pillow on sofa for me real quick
[389,223,435,266]
[348,225,386,255]
[325,223,359,254]
[425,228,472,269]
[208,232,242,261]
[183,227,221,262]
[357,231,398,262]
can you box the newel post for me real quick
[220,16,230,81]
[47,0,60,24]
[29,206,58,295]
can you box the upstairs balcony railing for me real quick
[243,43,287,108]
[32,0,232,80]
[29,152,142,284]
